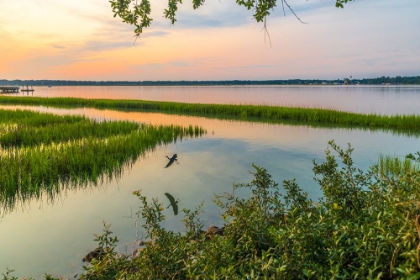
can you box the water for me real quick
[12,85,420,114]
[1,85,420,279]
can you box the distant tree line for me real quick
[358,76,420,85]
[0,76,419,86]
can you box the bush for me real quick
[4,141,420,279]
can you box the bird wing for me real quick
[164,160,174,168]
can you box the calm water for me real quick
[1,86,420,279]
[13,85,420,114]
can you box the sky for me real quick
[0,0,419,81]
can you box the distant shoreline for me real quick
[1,75,419,86]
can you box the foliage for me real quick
[1,268,58,280]
[109,0,354,36]
[360,76,420,85]
[5,141,417,279]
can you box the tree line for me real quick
[1,76,419,86]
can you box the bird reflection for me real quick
[164,192,179,215]
[165,154,179,168]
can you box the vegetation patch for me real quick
[5,141,419,279]
[82,143,420,279]
[0,109,206,215]
[1,96,420,135]
[378,154,420,179]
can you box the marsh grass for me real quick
[1,96,420,134]
[0,109,206,215]
[0,119,139,148]
[377,154,419,178]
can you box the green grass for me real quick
[377,154,419,178]
[0,109,206,215]
[0,110,140,147]
[1,96,420,134]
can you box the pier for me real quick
[0,86,20,93]
[21,85,35,93]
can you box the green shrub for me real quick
[3,141,420,279]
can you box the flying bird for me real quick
[164,154,179,168]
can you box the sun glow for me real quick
[1,0,419,80]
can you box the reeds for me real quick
[1,96,420,133]
[0,109,206,215]
[377,154,419,178]
[0,118,139,148]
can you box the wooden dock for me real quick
[0,86,20,93]
[21,85,35,93]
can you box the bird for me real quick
[164,154,179,168]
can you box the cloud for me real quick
[2,0,420,81]
[146,0,255,30]
[81,40,139,53]
[170,61,190,67]
[148,0,331,30]
[141,31,170,38]
[282,0,330,13]
[0,27,11,39]
[51,44,66,49]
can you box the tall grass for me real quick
[0,109,206,215]
[0,108,86,125]
[0,118,139,148]
[376,154,419,178]
[1,96,420,133]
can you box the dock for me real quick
[0,86,20,93]
[21,85,35,93]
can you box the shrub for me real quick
[4,141,420,279]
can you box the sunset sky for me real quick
[1,0,419,81]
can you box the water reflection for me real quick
[164,192,179,215]
[4,85,420,114]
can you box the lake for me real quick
[1,85,419,279]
